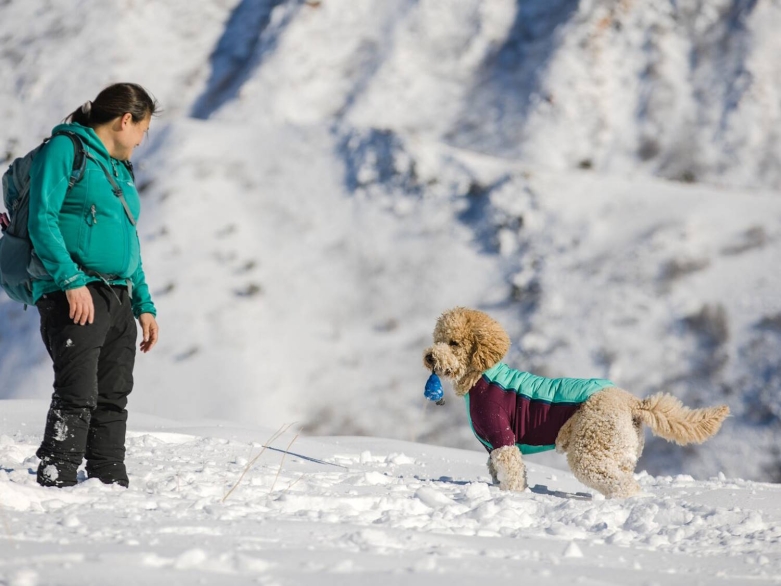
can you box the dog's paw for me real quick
[497,468,527,492]
[490,446,527,492]
[499,478,528,492]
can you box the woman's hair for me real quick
[67,83,159,127]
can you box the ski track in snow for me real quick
[1,403,780,585]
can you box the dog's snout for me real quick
[424,352,435,367]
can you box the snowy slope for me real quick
[1,401,780,586]
[1,0,781,484]
[224,0,781,188]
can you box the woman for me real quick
[28,83,160,488]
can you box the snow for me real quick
[1,0,781,580]
[1,400,780,585]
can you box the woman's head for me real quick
[68,83,158,127]
[68,83,159,160]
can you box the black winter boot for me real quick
[35,407,92,487]
[86,462,129,487]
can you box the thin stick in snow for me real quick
[222,422,295,503]
[269,429,301,494]
[282,473,307,494]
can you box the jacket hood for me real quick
[51,122,112,161]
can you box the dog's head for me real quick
[423,307,510,395]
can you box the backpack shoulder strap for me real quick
[81,149,137,227]
[51,130,88,188]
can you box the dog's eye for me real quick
[448,340,459,347]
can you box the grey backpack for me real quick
[0,132,87,306]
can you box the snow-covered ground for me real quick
[2,400,780,586]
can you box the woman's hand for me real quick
[65,286,94,325]
[139,313,159,353]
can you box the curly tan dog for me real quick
[423,307,730,498]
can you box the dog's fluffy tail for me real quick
[633,393,729,445]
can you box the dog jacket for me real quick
[465,362,615,455]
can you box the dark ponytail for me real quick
[67,83,159,127]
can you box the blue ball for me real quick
[424,373,443,402]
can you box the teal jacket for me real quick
[28,123,155,317]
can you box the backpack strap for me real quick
[52,132,88,189]
[55,131,137,227]
[84,153,137,227]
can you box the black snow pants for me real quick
[35,282,136,487]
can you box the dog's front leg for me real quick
[489,445,527,492]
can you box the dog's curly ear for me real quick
[470,314,511,372]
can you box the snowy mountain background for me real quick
[2,0,781,489]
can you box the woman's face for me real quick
[115,113,150,160]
